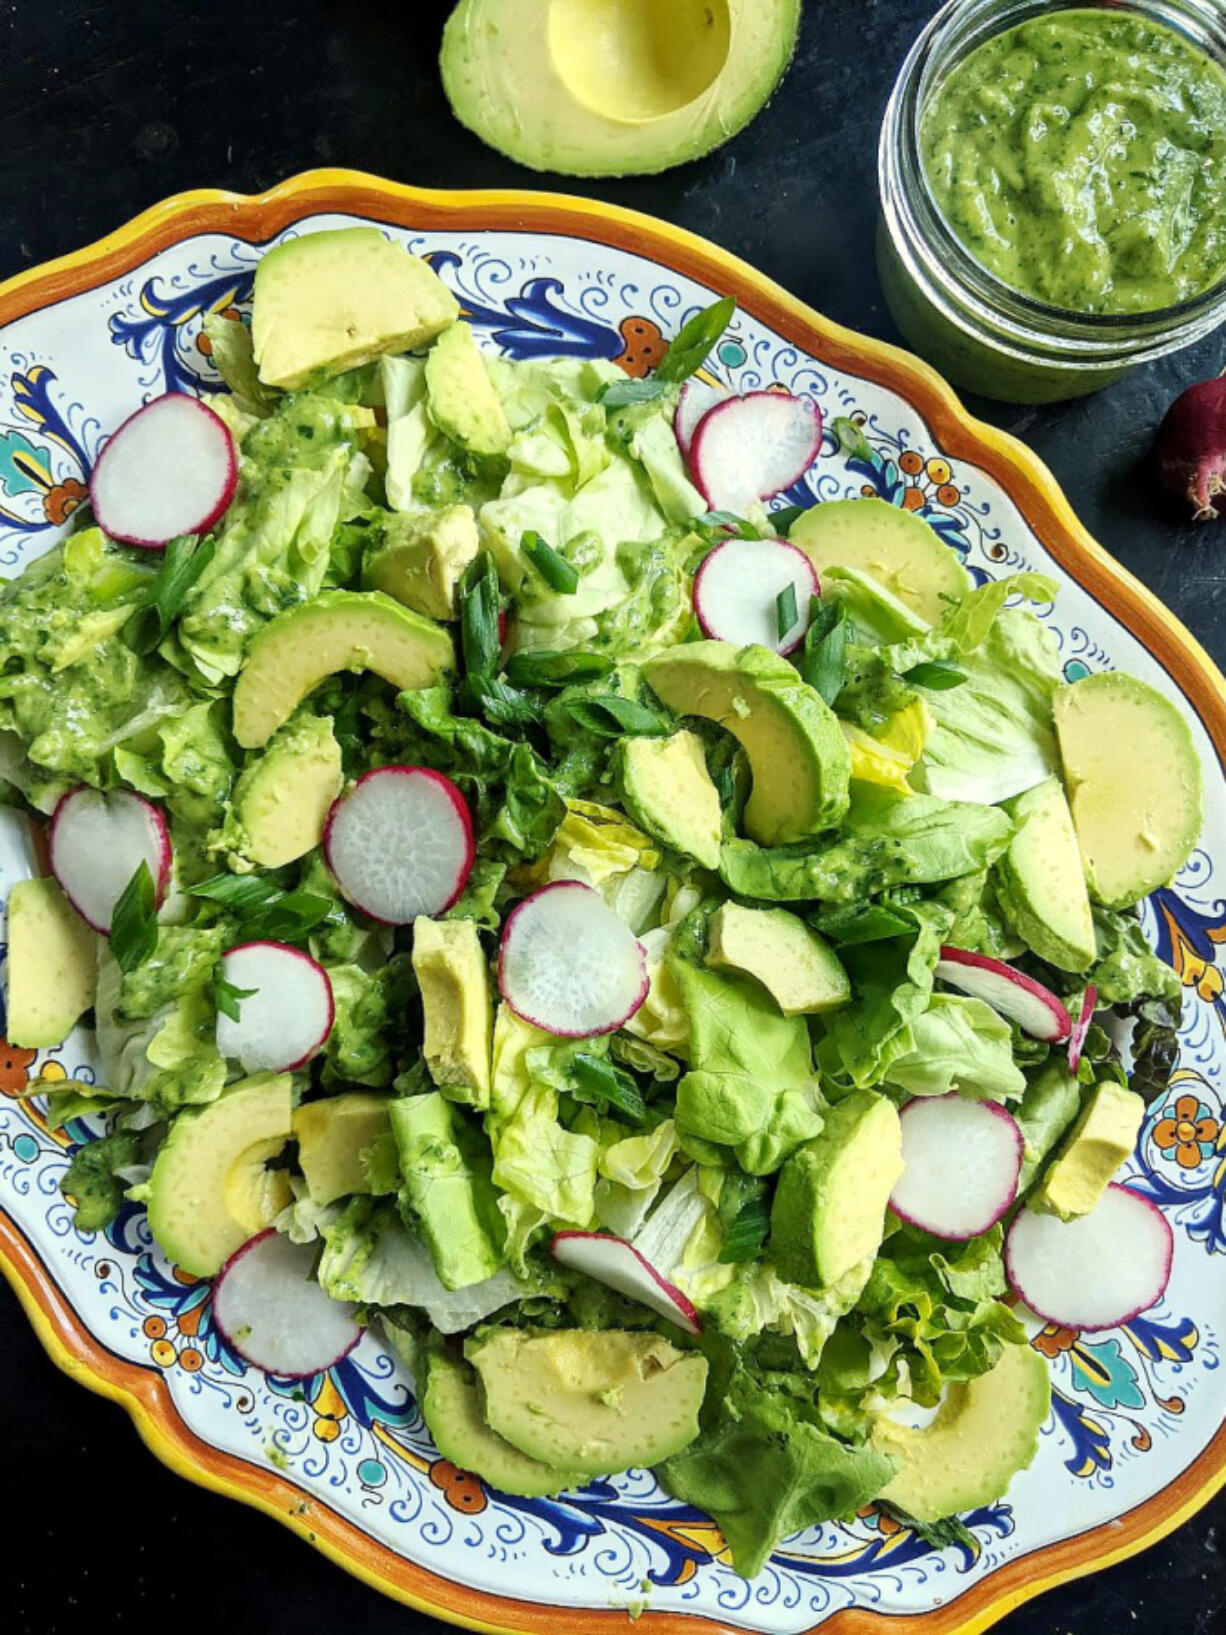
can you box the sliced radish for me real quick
[215,941,334,1073]
[936,947,1072,1043]
[212,1229,361,1378]
[1006,1184,1173,1332]
[498,881,648,1038]
[90,392,237,548]
[49,786,171,934]
[552,1230,701,1335]
[324,766,474,925]
[688,391,823,516]
[692,535,818,654]
[674,379,728,459]
[1067,984,1098,1074]
[890,1093,1023,1240]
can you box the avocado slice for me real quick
[995,775,1097,972]
[6,876,97,1049]
[1030,1081,1145,1221]
[872,1341,1050,1523]
[466,1329,707,1476]
[790,497,970,625]
[424,322,512,458]
[292,1091,396,1207]
[642,641,850,845]
[412,917,494,1109]
[617,729,722,869]
[1053,671,1203,908]
[232,589,454,749]
[441,0,801,179]
[391,1092,505,1291]
[707,902,850,1016]
[230,713,343,869]
[422,1352,585,1498]
[252,227,459,391]
[771,1092,903,1287]
[364,504,480,621]
[146,1074,294,1276]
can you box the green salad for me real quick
[0,229,1201,1577]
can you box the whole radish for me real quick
[1155,373,1226,521]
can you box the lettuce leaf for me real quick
[818,902,950,1088]
[879,994,1026,1101]
[658,1366,896,1578]
[1089,906,1181,1005]
[904,608,1063,805]
[672,962,824,1174]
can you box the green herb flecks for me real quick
[571,1053,649,1124]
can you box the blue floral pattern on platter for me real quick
[0,217,1223,1631]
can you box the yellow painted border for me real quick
[1,168,1224,1635]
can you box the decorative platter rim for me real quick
[0,166,1224,1635]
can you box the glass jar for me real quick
[877,0,1226,403]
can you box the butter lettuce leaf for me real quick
[672,962,824,1174]
[818,902,950,1088]
[658,1366,896,1578]
[879,994,1027,1101]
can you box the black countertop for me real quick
[1,3,1222,1631]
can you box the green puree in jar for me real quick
[922,9,1226,314]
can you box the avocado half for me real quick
[440,0,802,178]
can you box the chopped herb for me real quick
[465,672,543,728]
[459,552,502,679]
[213,969,257,1023]
[697,511,763,541]
[799,598,848,705]
[815,901,917,946]
[562,694,674,738]
[571,1053,648,1123]
[831,416,876,464]
[776,581,799,642]
[656,297,737,383]
[110,861,158,973]
[719,1194,771,1263]
[124,533,218,656]
[768,504,808,535]
[522,530,579,595]
[504,649,615,688]
[190,874,334,942]
[904,660,968,691]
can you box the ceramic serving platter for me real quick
[0,171,1223,1635]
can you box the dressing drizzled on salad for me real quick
[0,228,1200,1576]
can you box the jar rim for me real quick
[888,0,1226,345]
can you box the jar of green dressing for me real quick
[878,0,1226,402]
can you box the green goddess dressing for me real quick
[922,9,1226,314]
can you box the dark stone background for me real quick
[0,2,1221,1631]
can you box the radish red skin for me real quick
[220,940,335,1072]
[689,390,824,512]
[551,1230,702,1335]
[211,1229,361,1379]
[322,765,475,926]
[90,392,238,548]
[936,945,1072,1043]
[1067,984,1098,1074]
[498,881,649,1038]
[48,785,172,933]
[1005,1184,1173,1332]
[1155,375,1226,521]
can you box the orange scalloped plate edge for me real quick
[1,168,1223,1635]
